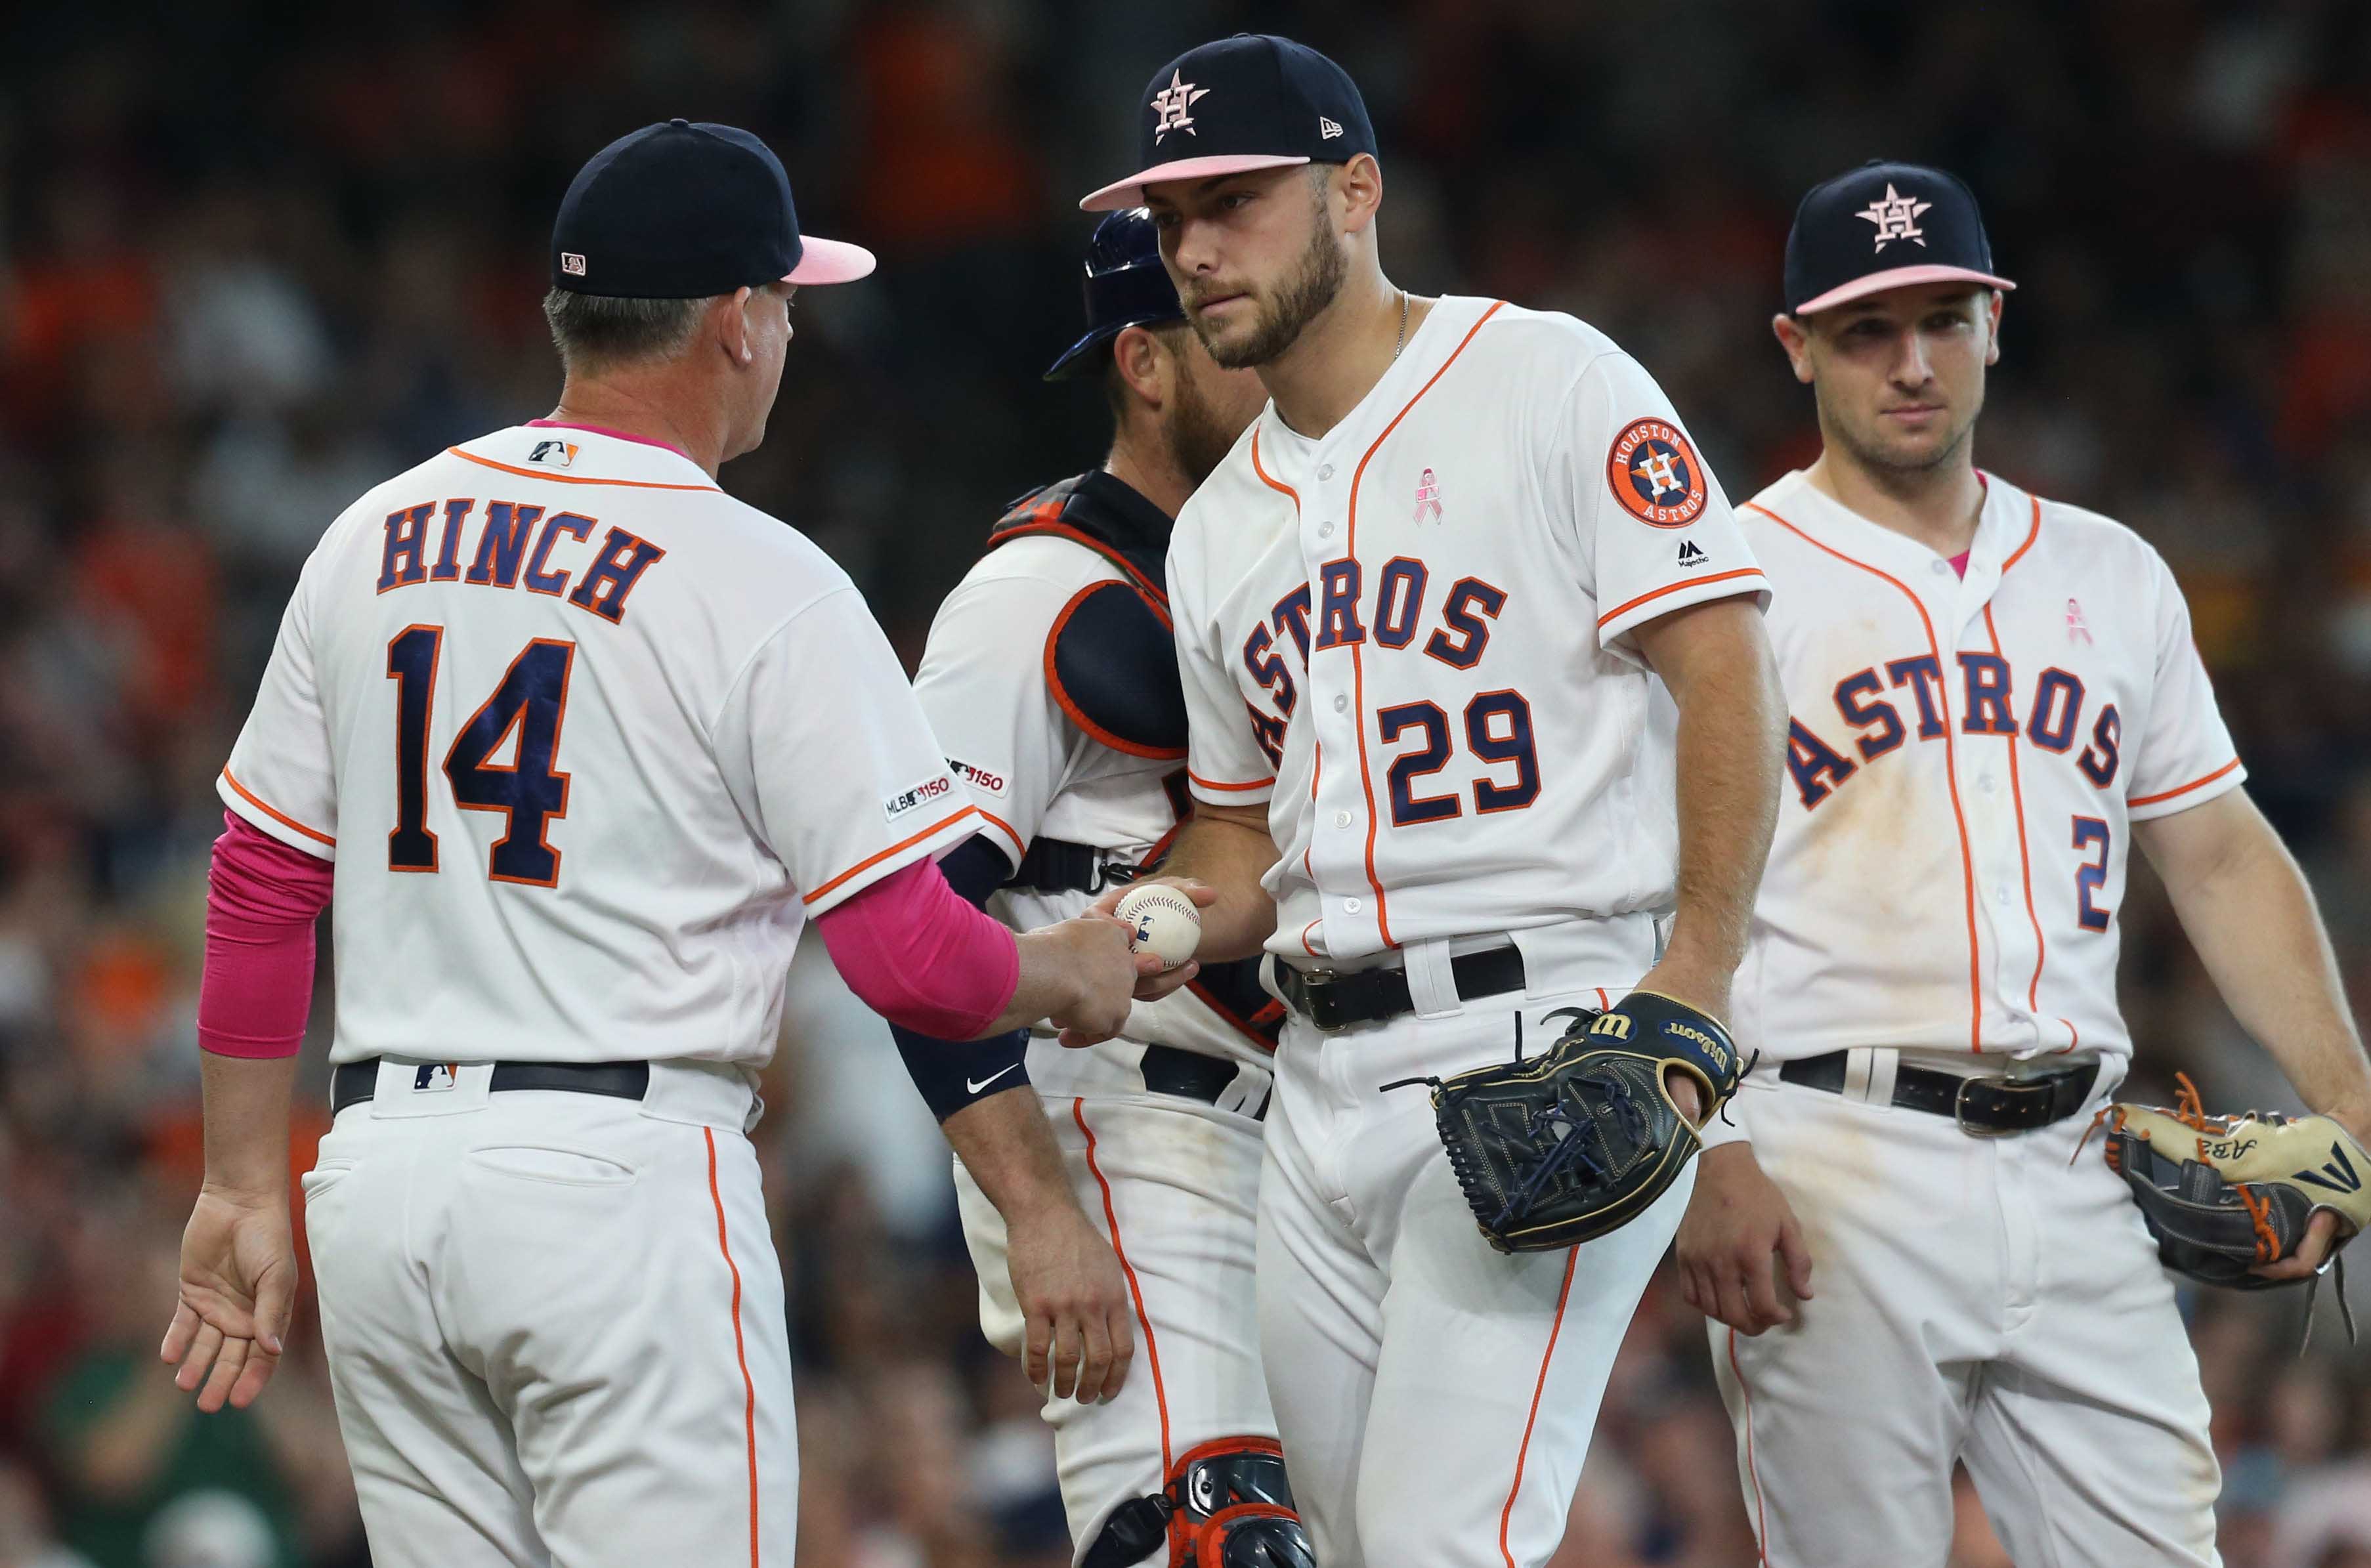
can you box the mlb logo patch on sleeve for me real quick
[882,773,957,823]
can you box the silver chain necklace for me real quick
[1394,289,1409,361]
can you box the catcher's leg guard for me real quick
[1079,1437,1314,1568]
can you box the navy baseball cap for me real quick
[1044,209,1186,381]
[1080,35,1376,213]
[1783,160,2015,316]
[551,119,874,298]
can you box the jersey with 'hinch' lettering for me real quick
[221,423,976,1067]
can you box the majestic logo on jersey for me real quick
[1606,419,1709,527]
[527,440,578,469]
[1677,540,1709,570]
[882,773,957,823]
[1855,183,1933,251]
[1150,71,1210,142]
[1413,468,1445,524]
[2066,598,2093,645]
[559,251,587,277]
[947,757,1009,799]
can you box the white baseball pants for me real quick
[1711,1063,2221,1568]
[301,1058,794,1567]
[1256,971,1690,1567]
[954,1049,1278,1560]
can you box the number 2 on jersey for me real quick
[387,627,575,886]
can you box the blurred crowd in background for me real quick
[3,1,2371,1564]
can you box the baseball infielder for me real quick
[889,209,1314,1563]
[1080,35,1787,1566]
[1677,159,2371,1566]
[159,120,1149,1567]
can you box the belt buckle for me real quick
[1953,1072,2023,1137]
[1292,966,1346,1032]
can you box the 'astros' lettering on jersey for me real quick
[1734,469,2244,1065]
[221,423,977,1068]
[1168,296,1770,964]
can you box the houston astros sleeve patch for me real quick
[1607,417,1710,527]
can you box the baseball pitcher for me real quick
[1078,35,1787,1566]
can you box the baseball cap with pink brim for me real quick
[551,119,877,297]
[1784,160,2015,316]
[1080,34,1375,213]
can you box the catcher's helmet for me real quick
[1043,207,1185,381]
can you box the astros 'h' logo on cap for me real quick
[1606,418,1709,528]
[1150,70,1210,142]
[1855,183,1933,252]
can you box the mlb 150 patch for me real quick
[1606,418,1709,527]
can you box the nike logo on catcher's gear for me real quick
[967,1064,1022,1095]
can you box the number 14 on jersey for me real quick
[386,627,576,887]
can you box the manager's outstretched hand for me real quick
[163,1185,295,1412]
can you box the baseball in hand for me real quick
[1113,883,1201,971]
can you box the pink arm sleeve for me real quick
[813,857,1020,1039]
[200,811,335,1059]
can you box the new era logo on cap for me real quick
[560,251,587,276]
[1784,159,2016,316]
[1082,34,1378,212]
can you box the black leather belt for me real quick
[1006,837,1126,895]
[332,1059,652,1115]
[1140,1043,1264,1120]
[1270,946,1527,1031]
[1780,1051,2099,1135]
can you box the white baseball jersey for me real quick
[914,518,1278,1067]
[919,534,1181,915]
[1732,467,2245,1066]
[221,422,977,1067]
[1168,295,1770,964]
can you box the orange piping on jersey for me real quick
[446,448,719,492]
[1299,920,1322,957]
[1043,585,1188,761]
[1594,568,1769,631]
[973,808,1025,861]
[220,768,337,849]
[1498,1244,1577,1567]
[1983,604,2053,1042]
[995,519,1168,608]
[1253,425,1318,890]
[704,1128,761,1568]
[1348,300,1508,949]
[1728,1328,1773,1566]
[1744,500,1984,1054]
[1189,771,1273,794]
[2129,758,2242,809]
[1076,1101,1172,1470]
[1250,427,1301,512]
[1998,492,2042,576]
[801,805,979,906]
